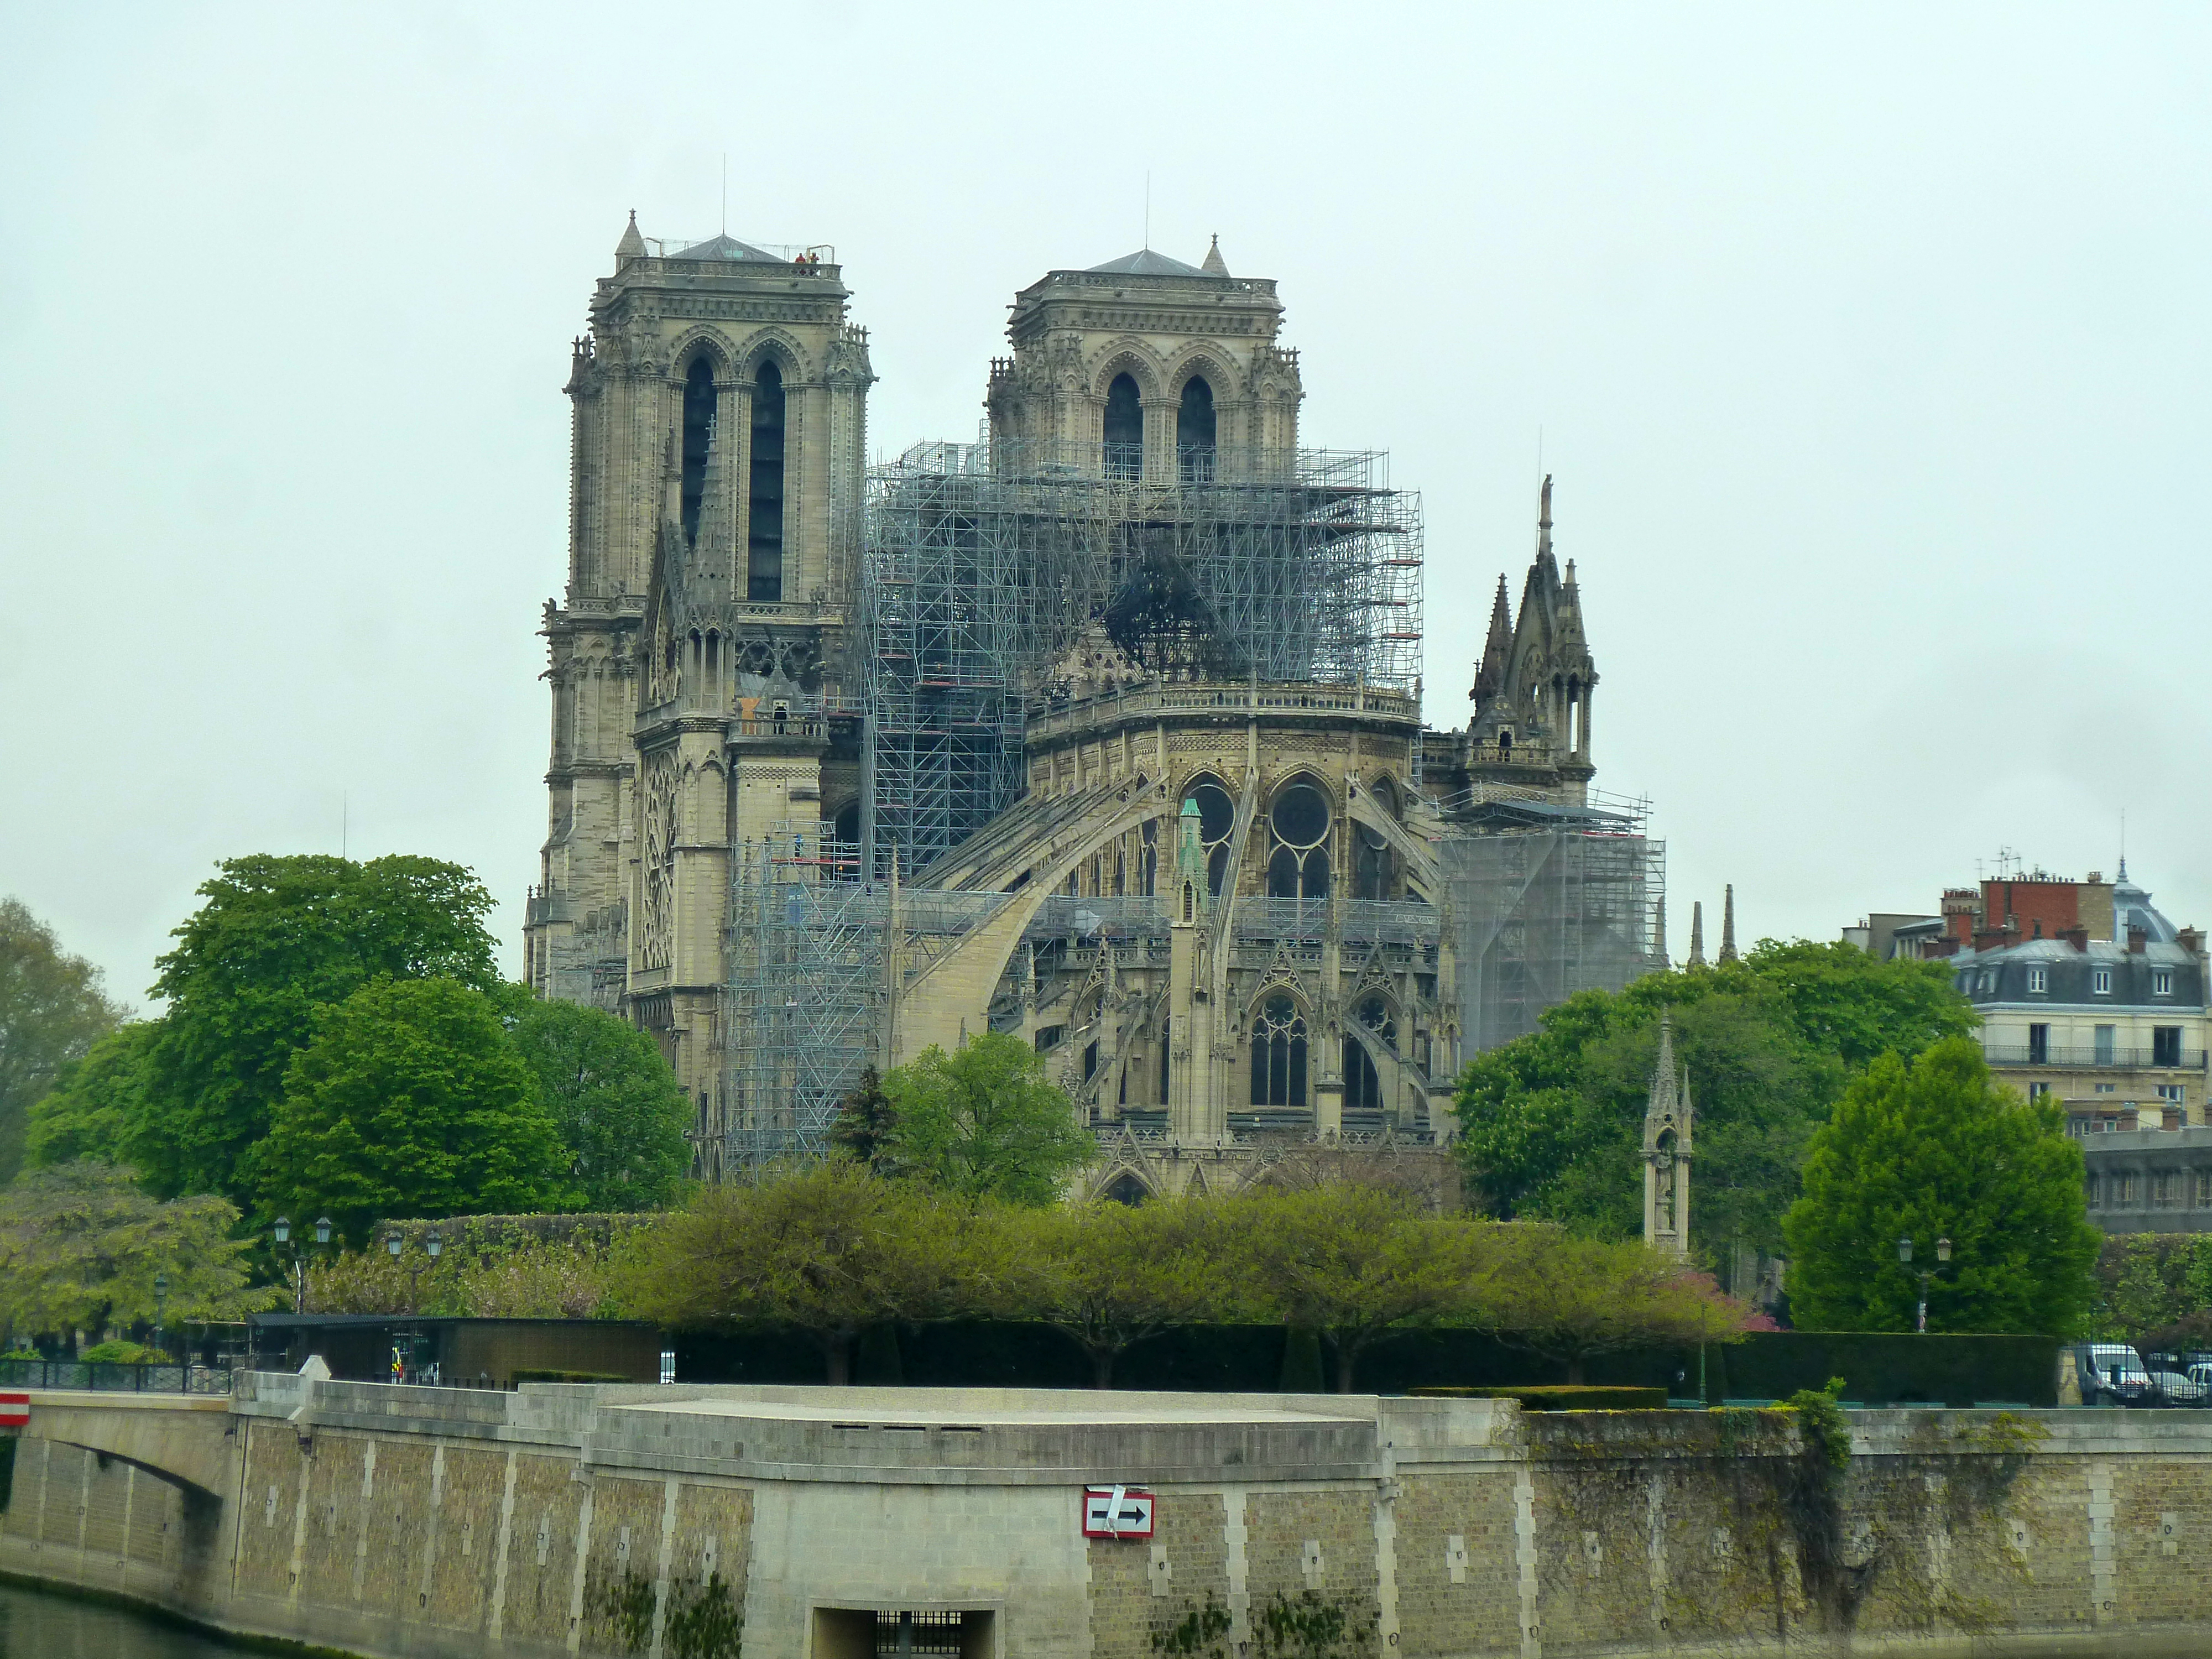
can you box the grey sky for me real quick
[6,3,2207,1009]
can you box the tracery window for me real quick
[1264,779,1332,900]
[1104,372,1143,479]
[1343,996,1395,1112]
[1249,994,1308,1108]
[1177,375,1216,481]
[1182,775,1236,896]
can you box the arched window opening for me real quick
[1249,994,1308,1108]
[1181,881,1196,924]
[1270,780,1330,847]
[1104,1172,1149,1207]
[1104,372,1143,479]
[1266,778,1332,901]
[748,359,786,601]
[1267,844,1301,899]
[1355,823,1392,901]
[1182,775,1236,896]
[831,800,862,880]
[1157,1022,1171,1102]
[1177,376,1217,482]
[680,356,716,547]
[1498,730,1512,758]
[1344,998,1396,1115]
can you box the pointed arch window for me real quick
[748,359,786,601]
[1104,372,1143,479]
[1177,375,1216,481]
[1344,997,1395,1113]
[1250,994,1308,1108]
[680,356,717,547]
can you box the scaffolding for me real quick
[1439,794,1666,1053]
[719,823,1007,1178]
[862,440,1422,880]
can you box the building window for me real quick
[1249,994,1308,1109]
[2153,968,2173,997]
[679,355,717,548]
[2115,1171,2139,1207]
[2197,1170,2212,1208]
[2153,1026,2183,1067]
[747,359,786,602]
[1343,998,1397,1114]
[2096,1083,2116,1094]
[1176,375,1216,481]
[2156,1084,2183,1105]
[2093,966,2112,996]
[2027,966,2047,994]
[2086,1174,2101,1208]
[2028,1082,2051,1100]
[2028,1023,2049,1065]
[2094,1025,2115,1067]
[2153,1170,2178,1209]
[1104,372,1143,478]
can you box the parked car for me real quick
[2077,1343,2153,1405]
[2146,1369,2208,1406]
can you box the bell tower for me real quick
[526,216,875,1123]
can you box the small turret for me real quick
[1688,901,1706,968]
[615,209,646,265]
[1200,234,1229,276]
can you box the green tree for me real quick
[505,995,693,1210]
[881,1033,1092,1206]
[615,1162,1006,1382]
[830,1067,900,1176]
[1,899,129,1184]
[1485,1227,1752,1384]
[1451,940,1972,1258]
[133,854,499,1204]
[1782,1038,2100,1334]
[26,1023,155,1167]
[1022,1198,1244,1387]
[254,977,578,1244]
[1227,1186,1499,1392]
[0,1161,278,1347]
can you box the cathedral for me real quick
[523,220,1655,1193]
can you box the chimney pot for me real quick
[2178,926,2204,957]
[2128,926,2148,955]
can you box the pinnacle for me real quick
[615,209,647,262]
[1201,233,1229,276]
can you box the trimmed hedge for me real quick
[513,1368,632,1385]
[667,1323,2058,1407]
[1409,1385,1668,1410]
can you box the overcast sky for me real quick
[6,3,2208,1009]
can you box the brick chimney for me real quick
[2128,925,2148,954]
[2062,924,2089,952]
[2179,926,2205,958]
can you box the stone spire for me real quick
[1535,474,1556,576]
[615,208,646,265]
[1654,893,1669,969]
[1469,575,1512,706]
[1200,234,1229,276]
[1688,901,1705,968]
[1642,1011,1692,1258]
[1718,884,1738,964]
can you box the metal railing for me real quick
[1986,1045,2206,1069]
[0,1359,235,1394]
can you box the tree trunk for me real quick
[1092,1348,1117,1390]
[823,1330,854,1385]
[1334,1340,1357,1394]
[1566,1356,1588,1386]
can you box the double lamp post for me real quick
[1896,1233,1952,1334]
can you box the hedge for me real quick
[1408,1385,1668,1410]
[669,1323,2058,1406]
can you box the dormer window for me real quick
[2026,967,2046,994]
[2153,968,2174,997]
[2093,967,2113,996]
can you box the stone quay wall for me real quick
[1,1375,2209,1657]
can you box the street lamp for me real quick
[274,1214,338,1315]
[1896,1235,1953,1334]
[153,1271,169,1365]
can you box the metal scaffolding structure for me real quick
[1439,792,1666,1053]
[861,439,1422,880]
[719,824,1008,1178]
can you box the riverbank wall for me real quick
[2,1376,2209,1657]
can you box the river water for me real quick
[0,1582,244,1657]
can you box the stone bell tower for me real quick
[525,215,875,1117]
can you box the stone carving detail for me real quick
[638,750,680,971]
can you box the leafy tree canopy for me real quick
[1025,1197,1249,1386]
[253,976,578,1245]
[830,1067,900,1176]
[881,1032,1093,1206]
[1452,940,1975,1256]
[0,898,129,1184]
[1782,1039,2100,1334]
[504,994,693,1211]
[615,1161,1016,1380]
[134,854,499,1204]
[2089,1234,2212,1349]
[27,1022,155,1169]
[0,1161,278,1342]
[1483,1226,1751,1383]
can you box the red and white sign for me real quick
[0,1392,28,1428]
[1082,1486,1155,1540]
